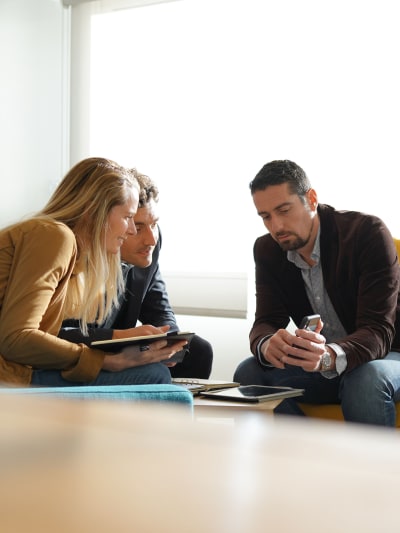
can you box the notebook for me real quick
[172,378,239,395]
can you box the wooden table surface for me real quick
[1,393,399,533]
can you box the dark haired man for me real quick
[233,159,400,425]
[60,171,213,379]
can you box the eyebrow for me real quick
[257,201,292,217]
[134,218,159,226]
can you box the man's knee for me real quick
[342,361,385,394]
[233,357,264,384]
[190,335,213,366]
[170,335,213,378]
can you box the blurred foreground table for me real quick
[1,393,399,532]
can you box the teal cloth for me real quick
[0,384,193,409]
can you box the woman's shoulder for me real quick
[1,217,76,250]
[11,217,73,237]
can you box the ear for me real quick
[307,188,318,211]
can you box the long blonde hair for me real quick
[36,157,138,333]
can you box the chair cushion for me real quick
[299,402,400,427]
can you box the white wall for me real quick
[0,0,68,227]
[175,314,253,381]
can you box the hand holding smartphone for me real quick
[298,314,321,331]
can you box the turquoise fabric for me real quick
[0,384,193,409]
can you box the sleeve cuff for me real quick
[256,335,273,368]
[321,343,347,379]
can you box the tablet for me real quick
[90,331,194,353]
[200,385,304,403]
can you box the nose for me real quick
[266,215,283,234]
[143,226,157,246]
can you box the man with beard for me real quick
[233,159,400,425]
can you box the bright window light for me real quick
[88,0,400,280]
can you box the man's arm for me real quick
[135,263,178,329]
[249,234,313,356]
[59,320,114,345]
[322,215,399,370]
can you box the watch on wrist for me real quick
[320,351,332,372]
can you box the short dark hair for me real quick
[130,169,159,207]
[250,160,311,197]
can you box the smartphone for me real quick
[298,314,320,331]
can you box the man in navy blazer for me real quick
[60,171,213,379]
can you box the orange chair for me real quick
[299,238,400,426]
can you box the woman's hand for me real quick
[102,339,188,372]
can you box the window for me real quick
[69,0,400,316]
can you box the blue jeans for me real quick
[233,357,342,417]
[31,362,171,387]
[233,351,400,426]
[340,351,400,426]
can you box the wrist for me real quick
[257,335,273,367]
[319,347,336,372]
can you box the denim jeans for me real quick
[233,357,342,417]
[340,351,400,426]
[233,351,400,427]
[31,362,171,387]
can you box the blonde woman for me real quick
[0,157,186,387]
